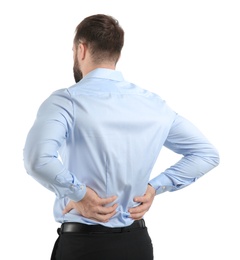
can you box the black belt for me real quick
[59,219,145,234]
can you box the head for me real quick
[73,14,124,83]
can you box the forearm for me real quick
[23,144,86,201]
[23,90,86,201]
[149,114,220,195]
[149,152,219,195]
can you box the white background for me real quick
[0,0,239,259]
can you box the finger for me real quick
[97,203,118,215]
[62,202,73,214]
[134,195,149,204]
[129,203,149,214]
[130,213,145,220]
[96,208,118,222]
[99,195,118,206]
[90,205,118,222]
[130,211,147,220]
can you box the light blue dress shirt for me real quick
[23,68,219,227]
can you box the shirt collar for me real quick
[83,68,124,82]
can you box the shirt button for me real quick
[162,186,166,190]
[70,184,75,191]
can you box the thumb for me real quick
[134,194,146,203]
[62,201,73,215]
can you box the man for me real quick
[23,14,219,260]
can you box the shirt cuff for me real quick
[68,183,87,202]
[55,173,87,202]
[149,173,174,195]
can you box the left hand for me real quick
[129,184,156,220]
[62,187,118,222]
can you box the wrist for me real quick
[148,183,156,195]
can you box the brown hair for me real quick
[74,14,124,64]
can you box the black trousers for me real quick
[51,222,153,260]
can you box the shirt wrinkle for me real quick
[23,68,220,227]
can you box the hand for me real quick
[63,187,118,222]
[129,184,156,220]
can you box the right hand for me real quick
[128,184,156,220]
[63,187,118,222]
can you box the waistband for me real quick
[58,219,146,234]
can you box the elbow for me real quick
[23,150,38,177]
[23,148,47,178]
[23,148,32,175]
[210,147,220,167]
[201,146,220,169]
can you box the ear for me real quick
[78,43,87,60]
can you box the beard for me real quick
[73,56,83,83]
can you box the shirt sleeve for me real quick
[23,89,86,201]
[149,114,220,195]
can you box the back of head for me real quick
[74,14,124,64]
